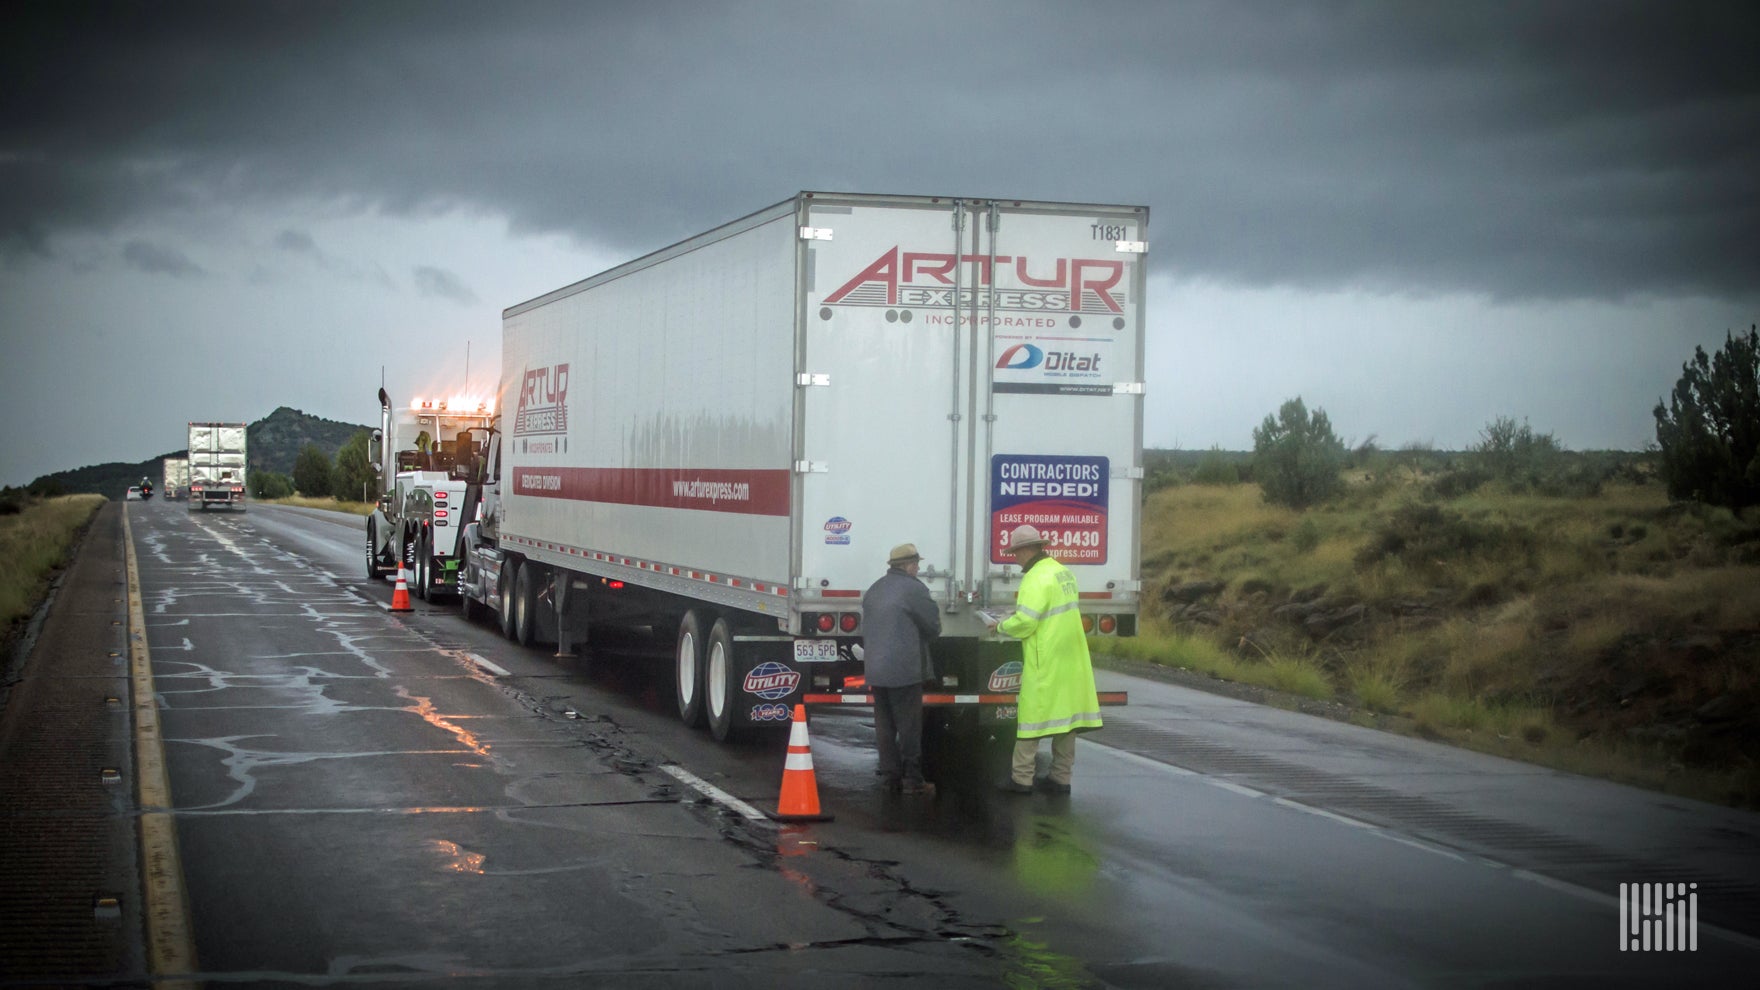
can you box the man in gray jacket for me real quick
[862,543,942,794]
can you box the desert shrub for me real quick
[251,471,294,500]
[1654,325,1760,510]
[1473,416,1569,491]
[1191,447,1241,486]
[1293,517,1322,554]
[1253,397,1345,509]
[292,444,333,498]
[1355,503,1537,571]
[1425,466,1491,500]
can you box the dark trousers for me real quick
[873,683,925,783]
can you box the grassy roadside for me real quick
[1096,474,1760,809]
[1,494,107,642]
[257,495,374,516]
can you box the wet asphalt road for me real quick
[118,500,1759,987]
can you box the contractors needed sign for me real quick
[990,454,1108,564]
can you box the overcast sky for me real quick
[3,0,1756,487]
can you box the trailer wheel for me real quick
[365,521,379,580]
[513,562,542,648]
[705,618,740,742]
[498,560,520,640]
[674,611,707,728]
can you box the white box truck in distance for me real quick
[188,423,247,510]
[460,192,1139,742]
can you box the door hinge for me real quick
[1113,382,1145,395]
[1115,240,1147,254]
[794,460,830,474]
[799,226,834,241]
[795,373,831,387]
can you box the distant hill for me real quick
[21,407,373,499]
[247,406,373,476]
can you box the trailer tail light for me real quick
[434,509,448,519]
[815,614,835,634]
[607,580,624,589]
[434,491,447,500]
[839,613,859,633]
[1098,615,1117,635]
[1082,615,1095,633]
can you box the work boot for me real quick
[1035,778,1072,795]
[996,778,1033,794]
[902,778,935,796]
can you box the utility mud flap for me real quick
[729,637,810,731]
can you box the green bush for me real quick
[292,444,332,498]
[1654,325,1760,510]
[251,471,294,500]
[1473,416,1565,490]
[1191,447,1242,486]
[1355,503,1536,571]
[331,429,378,502]
[1253,397,1345,510]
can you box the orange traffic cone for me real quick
[768,704,833,822]
[388,560,414,613]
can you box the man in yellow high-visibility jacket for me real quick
[982,524,1103,794]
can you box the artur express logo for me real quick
[824,247,1125,314]
[513,363,570,437]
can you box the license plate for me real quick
[792,639,840,663]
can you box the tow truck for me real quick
[365,388,495,600]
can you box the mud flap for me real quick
[729,637,810,732]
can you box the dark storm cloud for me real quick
[275,229,318,255]
[121,239,204,277]
[413,265,478,305]
[3,0,1756,301]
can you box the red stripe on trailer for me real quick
[801,692,1129,706]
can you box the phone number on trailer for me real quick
[1010,530,1102,549]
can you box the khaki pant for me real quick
[1011,732,1076,786]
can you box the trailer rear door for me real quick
[797,195,1145,614]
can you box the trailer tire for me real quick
[498,560,520,640]
[513,562,541,648]
[674,611,708,728]
[365,521,379,580]
[705,618,740,742]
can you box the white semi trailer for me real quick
[187,423,247,510]
[162,457,190,500]
[460,192,1142,741]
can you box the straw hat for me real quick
[887,543,922,566]
[1004,524,1049,552]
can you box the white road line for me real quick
[1273,796,1378,830]
[466,653,510,677]
[1207,778,1266,799]
[1103,746,1199,776]
[660,764,773,824]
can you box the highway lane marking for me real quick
[466,653,511,677]
[1272,796,1378,829]
[660,764,775,825]
[124,506,201,988]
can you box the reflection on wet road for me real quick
[122,501,1759,987]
